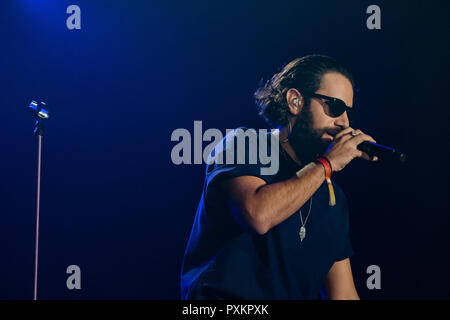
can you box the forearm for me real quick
[325,259,360,300]
[326,288,360,300]
[251,161,326,233]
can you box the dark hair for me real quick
[254,55,355,127]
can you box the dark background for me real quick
[1,0,449,299]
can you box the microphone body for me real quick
[357,141,406,163]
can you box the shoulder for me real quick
[205,126,280,179]
[203,127,280,202]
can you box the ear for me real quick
[286,88,303,116]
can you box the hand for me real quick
[324,127,378,173]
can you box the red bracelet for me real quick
[321,156,333,173]
[315,157,336,206]
[316,158,332,179]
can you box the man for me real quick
[181,55,378,300]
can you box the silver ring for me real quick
[351,130,358,136]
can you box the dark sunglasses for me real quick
[303,92,355,122]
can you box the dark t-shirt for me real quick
[181,127,353,300]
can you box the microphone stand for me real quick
[29,101,49,301]
[33,120,44,301]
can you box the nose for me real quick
[334,111,350,127]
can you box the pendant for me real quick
[299,226,306,242]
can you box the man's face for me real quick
[289,72,354,164]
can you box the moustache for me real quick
[326,128,346,137]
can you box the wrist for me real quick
[315,157,336,206]
[315,157,333,179]
[321,155,333,173]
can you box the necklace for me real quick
[299,196,313,242]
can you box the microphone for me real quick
[357,141,406,163]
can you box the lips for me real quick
[326,130,341,139]
[325,132,334,140]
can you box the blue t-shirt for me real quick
[181,127,353,299]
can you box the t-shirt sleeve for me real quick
[204,128,273,204]
[334,190,354,262]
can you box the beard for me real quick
[288,104,332,166]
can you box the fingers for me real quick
[351,131,377,161]
[336,128,378,162]
[352,132,376,144]
[335,127,375,144]
[334,127,356,140]
[359,151,378,162]
[334,129,363,146]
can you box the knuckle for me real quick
[360,134,369,140]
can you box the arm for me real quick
[216,126,378,235]
[218,161,326,235]
[324,258,360,300]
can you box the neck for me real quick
[278,125,303,167]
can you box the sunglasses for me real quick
[303,92,355,123]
